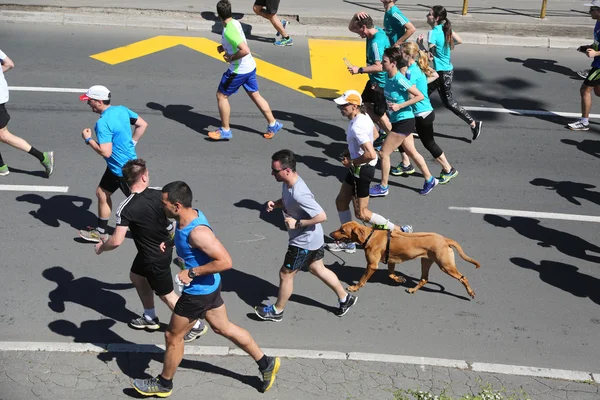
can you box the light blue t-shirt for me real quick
[366,27,391,88]
[94,105,138,177]
[174,209,221,296]
[428,24,453,72]
[281,176,324,251]
[407,63,433,115]
[384,71,415,122]
[384,5,410,46]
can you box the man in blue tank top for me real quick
[132,181,280,397]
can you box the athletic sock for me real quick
[28,147,45,162]
[338,210,352,225]
[193,320,202,329]
[256,355,269,370]
[426,176,434,183]
[339,294,348,303]
[268,121,276,127]
[97,218,109,234]
[143,309,156,320]
[369,213,395,230]
[582,118,589,124]
[272,305,282,314]
[284,36,290,40]
[157,375,173,389]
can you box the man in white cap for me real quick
[326,90,412,254]
[567,1,600,131]
[0,48,54,177]
[78,85,148,243]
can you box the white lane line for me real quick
[464,106,600,119]
[449,206,600,223]
[0,342,596,382]
[8,86,86,93]
[0,184,69,193]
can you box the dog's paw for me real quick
[347,285,360,292]
[389,274,406,283]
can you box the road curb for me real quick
[0,341,597,383]
[0,8,590,49]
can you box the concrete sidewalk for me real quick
[1,345,599,400]
[0,0,596,47]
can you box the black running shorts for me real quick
[361,81,387,117]
[584,67,600,87]
[254,0,280,14]
[344,163,376,198]
[174,284,224,320]
[282,245,325,272]
[0,103,10,130]
[99,167,131,195]
[130,254,174,296]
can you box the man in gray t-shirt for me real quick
[254,149,358,322]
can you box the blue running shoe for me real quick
[276,19,289,37]
[274,37,293,46]
[208,128,233,141]
[254,304,283,322]
[400,225,413,233]
[370,184,389,197]
[264,121,283,139]
[419,177,438,195]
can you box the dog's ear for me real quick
[350,222,369,244]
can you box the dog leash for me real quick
[361,227,392,264]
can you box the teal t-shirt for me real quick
[428,24,453,72]
[407,63,433,115]
[384,71,415,122]
[384,5,410,45]
[366,27,390,88]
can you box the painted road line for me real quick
[464,106,600,119]
[449,207,600,223]
[8,86,86,93]
[0,185,69,193]
[0,342,596,382]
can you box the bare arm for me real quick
[131,116,148,143]
[390,85,424,111]
[452,31,462,45]
[95,225,128,254]
[1,55,14,73]
[352,141,377,165]
[226,41,250,62]
[186,226,233,276]
[426,68,439,83]
[394,22,416,46]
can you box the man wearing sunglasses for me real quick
[567,1,600,131]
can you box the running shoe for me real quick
[438,168,458,184]
[41,151,54,178]
[254,304,283,322]
[567,120,590,131]
[129,315,160,331]
[274,37,293,46]
[263,121,283,139]
[373,132,387,149]
[369,184,389,197]
[132,377,172,398]
[400,225,413,233]
[78,226,109,243]
[390,163,415,176]
[184,323,208,343]
[334,294,357,317]
[0,164,9,176]
[207,128,233,141]
[259,356,281,393]
[471,121,483,141]
[276,19,289,37]
[326,242,356,253]
[577,69,590,79]
[419,178,438,195]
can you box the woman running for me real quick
[370,47,438,198]
[420,5,482,141]
[391,42,458,184]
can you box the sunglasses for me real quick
[271,167,287,173]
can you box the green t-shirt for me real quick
[366,27,390,88]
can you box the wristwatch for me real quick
[358,67,364,74]
[295,220,303,229]
[188,268,198,279]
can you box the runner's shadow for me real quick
[200,11,274,44]
[272,109,346,141]
[561,138,600,159]
[484,215,600,263]
[511,257,599,305]
[43,266,137,326]
[530,178,600,206]
[146,103,262,137]
[233,199,286,231]
[3,167,46,177]
[16,194,96,229]
[221,268,338,313]
[327,261,471,301]
[296,154,345,179]
[505,57,579,79]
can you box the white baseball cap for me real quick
[80,85,111,101]
[584,0,600,7]
[333,90,363,106]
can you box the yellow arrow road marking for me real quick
[90,36,368,99]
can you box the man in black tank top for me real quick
[94,159,207,342]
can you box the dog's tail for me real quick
[446,239,481,269]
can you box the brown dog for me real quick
[330,221,480,298]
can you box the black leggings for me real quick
[415,112,443,159]
[428,70,474,126]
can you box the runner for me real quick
[208,0,283,141]
[370,47,438,198]
[391,42,458,184]
[420,5,483,140]
[132,181,280,396]
[94,159,208,342]
[0,48,54,177]
[381,0,416,47]
[254,149,358,320]
[78,85,148,243]
[567,1,600,131]
[252,0,293,46]
[326,91,413,254]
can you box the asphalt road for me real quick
[0,23,598,373]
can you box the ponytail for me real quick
[432,5,454,49]
[400,42,433,77]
